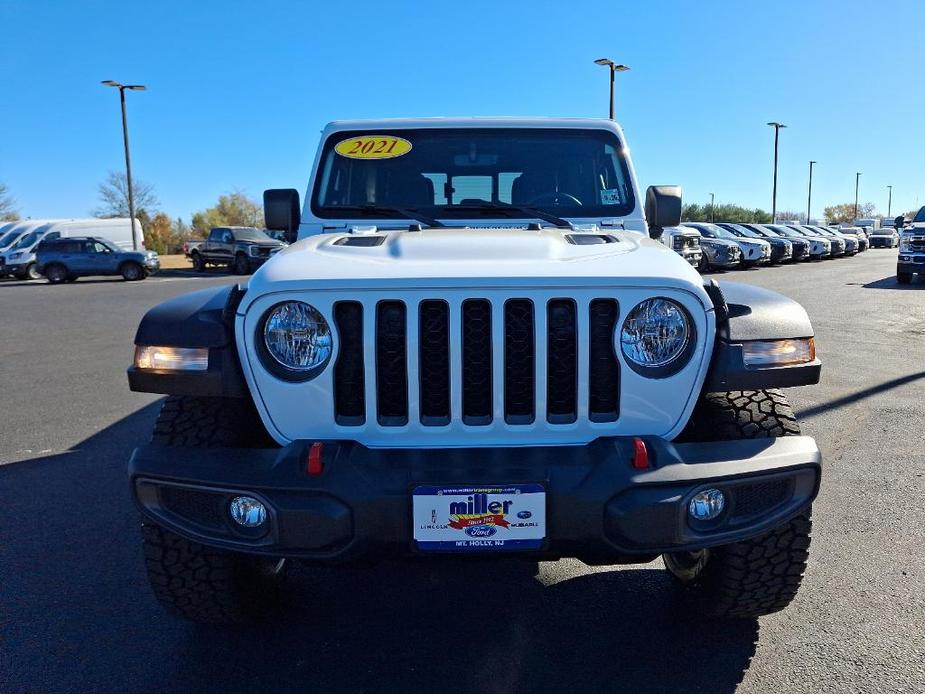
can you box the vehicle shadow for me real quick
[1,403,759,694]
[861,276,922,290]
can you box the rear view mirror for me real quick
[264,188,301,243]
[645,185,682,239]
[895,215,905,230]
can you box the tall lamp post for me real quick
[709,192,715,222]
[101,80,146,250]
[593,58,630,119]
[887,185,893,218]
[806,160,816,224]
[854,172,862,222]
[767,122,787,223]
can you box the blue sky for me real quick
[2,0,923,222]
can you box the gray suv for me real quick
[35,237,160,283]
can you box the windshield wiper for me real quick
[439,203,572,229]
[322,205,444,228]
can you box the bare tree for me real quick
[0,182,19,221]
[94,171,159,218]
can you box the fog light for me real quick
[689,489,725,521]
[229,496,267,527]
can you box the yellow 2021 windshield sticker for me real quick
[334,135,412,160]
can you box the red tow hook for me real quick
[631,437,649,470]
[306,442,324,476]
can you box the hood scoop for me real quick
[565,234,619,245]
[333,236,386,247]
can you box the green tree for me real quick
[191,191,263,235]
[681,202,771,224]
[0,182,19,221]
[823,202,876,223]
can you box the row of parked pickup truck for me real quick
[659,222,883,272]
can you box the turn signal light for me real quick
[742,338,815,367]
[306,442,324,476]
[134,346,208,371]
[631,437,649,470]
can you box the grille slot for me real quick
[160,487,224,530]
[333,301,365,425]
[375,301,408,426]
[419,300,450,425]
[546,299,577,423]
[462,299,493,425]
[730,478,792,519]
[588,299,620,422]
[504,299,535,424]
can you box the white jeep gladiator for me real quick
[127,118,822,623]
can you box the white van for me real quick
[43,218,143,251]
[0,218,142,279]
[0,219,52,254]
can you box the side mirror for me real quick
[895,215,905,230]
[264,188,301,243]
[645,185,682,239]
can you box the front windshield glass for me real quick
[693,223,736,239]
[311,128,635,220]
[0,231,21,247]
[12,231,41,250]
[232,228,274,242]
[727,223,760,238]
[769,225,799,238]
[913,207,925,223]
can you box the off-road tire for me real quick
[191,251,205,272]
[151,395,275,448]
[142,522,284,624]
[233,252,251,275]
[697,253,710,273]
[45,264,68,284]
[666,389,811,618]
[142,395,280,623]
[121,261,144,281]
[897,272,912,284]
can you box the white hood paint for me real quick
[244,227,708,301]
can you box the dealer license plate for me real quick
[412,484,546,552]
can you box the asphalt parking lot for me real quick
[1,250,923,693]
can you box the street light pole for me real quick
[709,192,715,222]
[854,172,862,222]
[593,58,630,120]
[767,122,787,223]
[101,80,146,250]
[887,185,893,218]
[807,160,816,223]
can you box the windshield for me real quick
[913,207,925,223]
[311,128,636,221]
[768,225,799,238]
[0,231,21,247]
[691,223,736,239]
[726,223,761,239]
[232,228,274,242]
[11,230,42,250]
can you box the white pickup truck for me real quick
[125,118,822,624]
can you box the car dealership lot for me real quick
[1,250,923,693]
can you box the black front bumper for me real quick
[130,436,821,564]
[898,256,925,274]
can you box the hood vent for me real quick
[333,236,386,247]
[565,234,618,245]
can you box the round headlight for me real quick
[261,301,333,379]
[620,298,692,374]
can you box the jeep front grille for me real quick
[332,297,621,428]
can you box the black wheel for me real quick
[897,272,912,284]
[25,263,40,280]
[666,390,811,618]
[121,262,144,281]
[45,264,68,284]
[233,253,251,275]
[697,253,710,273]
[191,251,205,272]
[141,396,281,623]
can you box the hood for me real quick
[699,237,739,249]
[736,238,770,248]
[246,227,705,294]
[240,238,284,247]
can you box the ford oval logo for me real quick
[517,511,532,520]
[465,524,497,538]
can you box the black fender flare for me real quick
[704,280,821,391]
[128,284,249,397]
